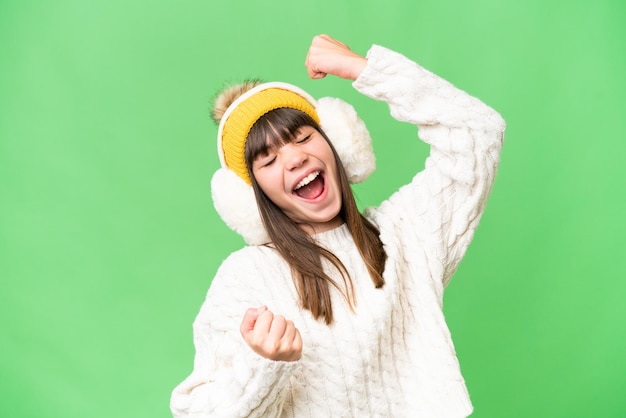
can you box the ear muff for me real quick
[316,97,375,184]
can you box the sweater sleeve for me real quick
[170,253,299,418]
[354,45,505,293]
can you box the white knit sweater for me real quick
[171,45,505,418]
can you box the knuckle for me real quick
[250,335,264,348]
[265,341,281,356]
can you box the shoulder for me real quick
[211,244,287,291]
[199,245,288,319]
[218,245,281,273]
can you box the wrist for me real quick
[349,57,368,80]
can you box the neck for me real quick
[298,215,344,235]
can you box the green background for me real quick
[1,0,625,417]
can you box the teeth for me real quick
[294,171,320,190]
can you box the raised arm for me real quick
[354,44,505,294]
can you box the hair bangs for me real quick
[245,107,320,166]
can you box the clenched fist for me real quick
[240,306,303,362]
[304,34,367,81]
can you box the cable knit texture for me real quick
[171,45,505,418]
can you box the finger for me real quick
[307,70,326,80]
[268,315,288,340]
[254,309,274,334]
[276,320,302,361]
[312,33,349,52]
[291,328,303,359]
[313,33,337,47]
[304,52,323,79]
[284,323,301,356]
[240,306,269,334]
[240,307,260,335]
[279,320,296,342]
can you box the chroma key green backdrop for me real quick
[1,0,625,417]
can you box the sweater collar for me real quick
[312,222,352,248]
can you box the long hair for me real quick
[245,107,386,324]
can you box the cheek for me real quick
[253,168,283,199]
[326,152,339,177]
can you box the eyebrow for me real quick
[253,141,278,160]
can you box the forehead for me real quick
[247,108,318,159]
[263,125,314,147]
[256,125,302,154]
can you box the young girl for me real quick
[171,34,505,417]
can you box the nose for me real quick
[283,143,308,171]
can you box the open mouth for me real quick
[293,171,325,200]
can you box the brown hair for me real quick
[246,108,386,324]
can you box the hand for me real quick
[240,306,303,362]
[304,34,367,81]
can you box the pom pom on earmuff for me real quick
[211,80,262,124]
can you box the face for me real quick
[251,126,343,234]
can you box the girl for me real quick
[171,34,505,417]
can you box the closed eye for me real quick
[296,134,312,144]
[259,155,276,167]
